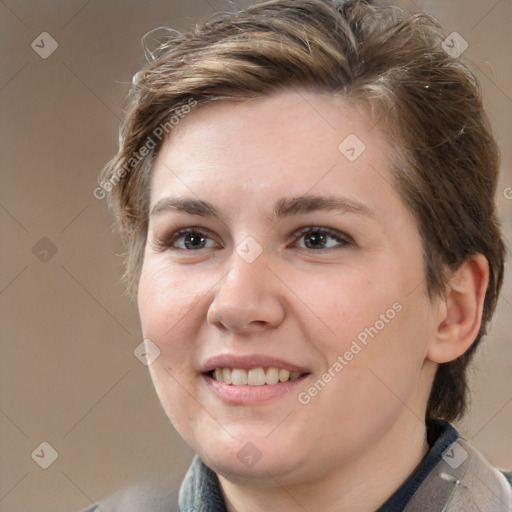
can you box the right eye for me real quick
[159,227,219,251]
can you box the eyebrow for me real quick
[150,194,374,222]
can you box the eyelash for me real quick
[154,226,352,253]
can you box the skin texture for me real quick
[137,88,488,511]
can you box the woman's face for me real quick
[138,89,441,484]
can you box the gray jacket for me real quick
[404,437,511,512]
[81,430,511,511]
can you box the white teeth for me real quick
[211,367,305,385]
[222,368,232,385]
[248,368,266,386]
[231,368,248,385]
[278,369,290,382]
[265,367,279,385]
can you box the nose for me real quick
[207,252,286,334]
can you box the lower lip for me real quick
[202,374,309,404]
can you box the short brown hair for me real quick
[100,0,505,421]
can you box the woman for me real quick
[89,0,511,510]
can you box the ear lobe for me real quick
[428,254,489,364]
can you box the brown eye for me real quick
[160,228,218,250]
[180,231,208,249]
[294,227,350,250]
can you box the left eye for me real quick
[293,227,350,250]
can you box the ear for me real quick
[428,254,489,364]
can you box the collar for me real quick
[377,419,459,511]
[179,420,459,512]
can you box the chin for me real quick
[204,445,304,483]
[185,426,311,483]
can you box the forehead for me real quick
[150,88,401,221]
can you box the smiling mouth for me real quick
[208,367,309,386]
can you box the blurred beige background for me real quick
[1,0,511,511]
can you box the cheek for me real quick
[138,261,209,435]
[138,259,209,341]
[137,261,213,398]
[338,290,436,417]
[305,272,399,355]
[310,263,434,400]
[308,302,432,443]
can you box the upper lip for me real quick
[201,354,311,374]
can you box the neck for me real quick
[219,417,429,512]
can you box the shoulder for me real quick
[455,438,512,510]
[78,485,179,512]
[405,437,512,512]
